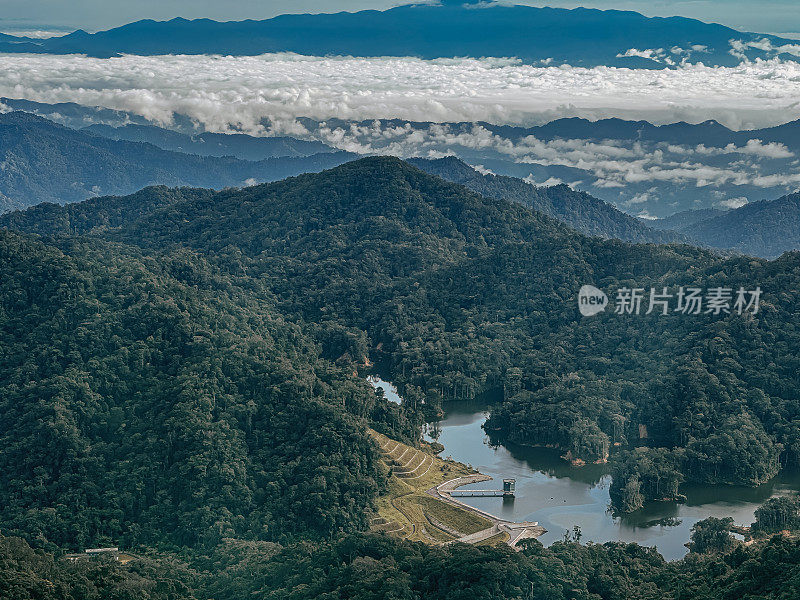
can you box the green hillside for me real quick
[411,156,687,244]
[0,229,388,550]
[6,157,800,510]
[3,156,800,598]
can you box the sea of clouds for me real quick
[3,51,800,214]
[2,52,800,134]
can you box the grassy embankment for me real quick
[369,430,497,545]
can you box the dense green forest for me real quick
[3,527,800,599]
[3,156,800,598]
[0,229,401,550]
[410,156,686,244]
[4,157,800,514]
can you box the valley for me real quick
[3,2,800,596]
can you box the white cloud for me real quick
[626,192,651,205]
[472,163,495,175]
[523,174,564,187]
[0,29,66,39]
[717,196,749,209]
[729,138,794,158]
[737,37,800,57]
[4,53,800,135]
[617,48,664,60]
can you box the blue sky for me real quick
[0,1,798,36]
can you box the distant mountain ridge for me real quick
[0,4,792,66]
[84,123,334,161]
[0,97,192,131]
[681,194,800,258]
[410,156,686,245]
[0,111,355,212]
[328,116,800,153]
[484,118,800,150]
[649,208,729,231]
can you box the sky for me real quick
[1,1,800,37]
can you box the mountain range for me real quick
[6,96,800,218]
[0,111,353,212]
[0,3,793,67]
[84,123,334,160]
[670,194,800,258]
[3,108,800,258]
[0,110,686,246]
[410,156,685,245]
[484,117,800,151]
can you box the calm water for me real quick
[368,376,402,404]
[424,401,800,561]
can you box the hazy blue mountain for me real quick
[84,123,334,161]
[682,194,800,258]
[7,97,800,219]
[0,97,159,130]
[485,118,800,150]
[409,156,685,244]
[649,208,728,231]
[0,4,791,66]
[0,111,355,212]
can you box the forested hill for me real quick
[0,111,354,212]
[681,193,800,258]
[84,122,335,161]
[6,156,800,516]
[649,208,728,231]
[410,156,686,244]
[0,228,393,551]
[0,186,214,237]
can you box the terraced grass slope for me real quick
[368,431,495,545]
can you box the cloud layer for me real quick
[3,51,800,216]
[312,120,800,191]
[3,53,800,133]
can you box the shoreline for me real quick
[427,474,546,549]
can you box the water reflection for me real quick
[367,376,402,404]
[425,400,800,561]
